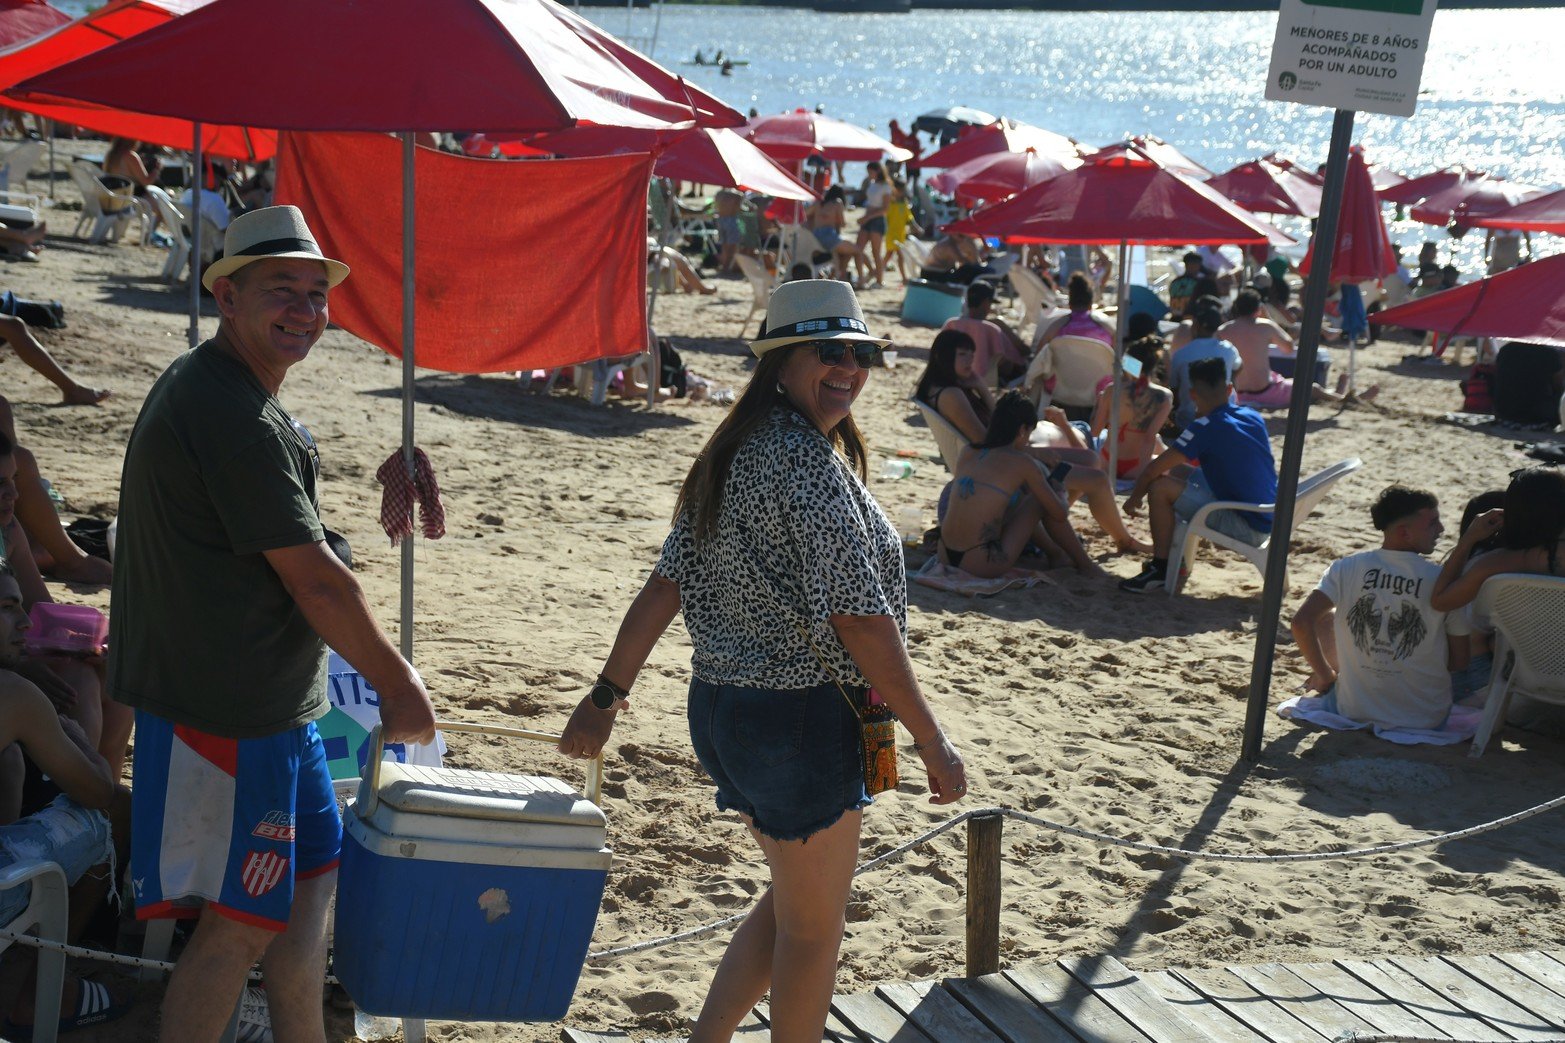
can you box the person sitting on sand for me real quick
[1432,467,1565,616]
[921,232,992,285]
[713,189,745,276]
[0,398,111,584]
[1168,297,1242,432]
[1088,334,1170,481]
[1120,356,1277,593]
[807,185,864,282]
[942,281,1029,387]
[649,238,715,295]
[0,314,108,406]
[1221,289,1376,409]
[1289,485,1452,730]
[939,391,1101,578]
[1445,488,1506,706]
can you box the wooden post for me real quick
[965,812,1003,977]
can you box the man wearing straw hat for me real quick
[109,205,436,1040]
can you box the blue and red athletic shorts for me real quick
[130,711,342,932]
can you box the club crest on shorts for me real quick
[242,849,289,898]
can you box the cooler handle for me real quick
[359,721,604,818]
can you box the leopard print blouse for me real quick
[656,407,906,689]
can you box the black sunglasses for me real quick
[805,339,882,369]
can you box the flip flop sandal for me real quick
[3,976,130,1039]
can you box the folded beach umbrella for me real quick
[1371,253,1565,349]
[744,109,911,163]
[925,145,1079,204]
[19,0,748,662]
[1298,148,1397,285]
[919,117,1080,171]
[524,124,816,200]
[1410,174,1547,227]
[1470,187,1565,236]
[0,0,272,158]
[1207,158,1324,219]
[0,0,69,50]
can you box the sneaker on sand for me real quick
[1119,565,1168,594]
[236,986,272,1043]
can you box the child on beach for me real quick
[883,177,921,284]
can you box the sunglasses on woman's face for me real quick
[806,339,882,369]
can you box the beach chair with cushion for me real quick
[1165,457,1362,597]
[0,858,69,1043]
[911,396,969,473]
[68,162,137,244]
[1025,334,1114,417]
[735,253,775,336]
[0,140,44,194]
[1468,573,1565,757]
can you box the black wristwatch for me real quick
[590,674,630,710]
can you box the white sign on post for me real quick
[1266,0,1438,117]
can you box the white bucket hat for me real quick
[201,204,350,291]
[750,280,890,357]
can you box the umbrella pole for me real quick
[647,237,661,408]
[46,121,53,201]
[401,131,416,662]
[1240,107,1356,762]
[1107,240,1129,483]
[188,125,202,349]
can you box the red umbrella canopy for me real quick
[926,146,1078,204]
[1207,158,1324,219]
[1371,253,1565,348]
[919,117,1080,171]
[0,0,271,159]
[1378,165,1477,206]
[743,109,910,163]
[1471,186,1565,235]
[1411,174,1547,227]
[523,124,816,200]
[0,0,69,50]
[1110,136,1213,180]
[1298,147,1397,284]
[946,143,1284,246]
[15,0,745,134]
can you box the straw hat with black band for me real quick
[750,279,890,357]
[201,204,350,292]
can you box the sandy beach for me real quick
[1,183,1562,1042]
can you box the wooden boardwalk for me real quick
[564,949,1565,1042]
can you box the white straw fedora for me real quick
[201,205,350,292]
[750,279,890,357]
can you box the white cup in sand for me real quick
[882,350,899,369]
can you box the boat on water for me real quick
[813,0,913,11]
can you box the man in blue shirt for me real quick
[1119,355,1278,593]
[1168,296,1243,432]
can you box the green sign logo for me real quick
[1301,0,1423,15]
[1278,71,1298,90]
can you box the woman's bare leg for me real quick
[12,444,112,584]
[1061,466,1151,555]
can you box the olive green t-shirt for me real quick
[107,342,327,738]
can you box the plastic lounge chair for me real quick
[0,859,69,1043]
[67,162,136,244]
[0,140,44,194]
[777,224,832,277]
[1164,457,1362,596]
[1468,573,1565,757]
[911,396,969,473]
[898,236,934,274]
[1025,334,1115,412]
[143,188,190,283]
[735,253,774,336]
[1007,266,1062,336]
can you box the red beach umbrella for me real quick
[1113,135,1213,181]
[1370,253,1565,349]
[1379,165,1478,206]
[926,145,1078,204]
[919,117,1080,171]
[1298,147,1397,284]
[744,109,910,163]
[1366,161,1407,194]
[1207,158,1324,219]
[1471,187,1565,235]
[525,124,816,200]
[0,0,69,50]
[0,0,271,158]
[1411,174,1547,227]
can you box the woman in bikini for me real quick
[914,329,993,439]
[939,392,1102,578]
[1089,334,1171,482]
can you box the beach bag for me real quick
[797,623,898,795]
[1460,363,1496,414]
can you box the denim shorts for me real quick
[0,795,113,924]
[1175,470,1269,548]
[862,215,887,235]
[688,677,870,842]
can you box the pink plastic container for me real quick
[25,603,107,656]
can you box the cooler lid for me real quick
[368,761,606,831]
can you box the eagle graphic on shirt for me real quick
[1345,593,1427,662]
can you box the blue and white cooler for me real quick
[333,723,609,1022]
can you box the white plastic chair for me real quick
[735,253,775,336]
[777,224,832,278]
[0,859,70,1043]
[68,162,136,244]
[898,236,934,274]
[1468,573,1565,756]
[0,140,44,193]
[1165,457,1363,597]
[911,397,969,473]
[143,187,190,282]
[1025,334,1115,411]
[1008,266,1062,336]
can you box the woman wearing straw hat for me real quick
[560,280,966,1041]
